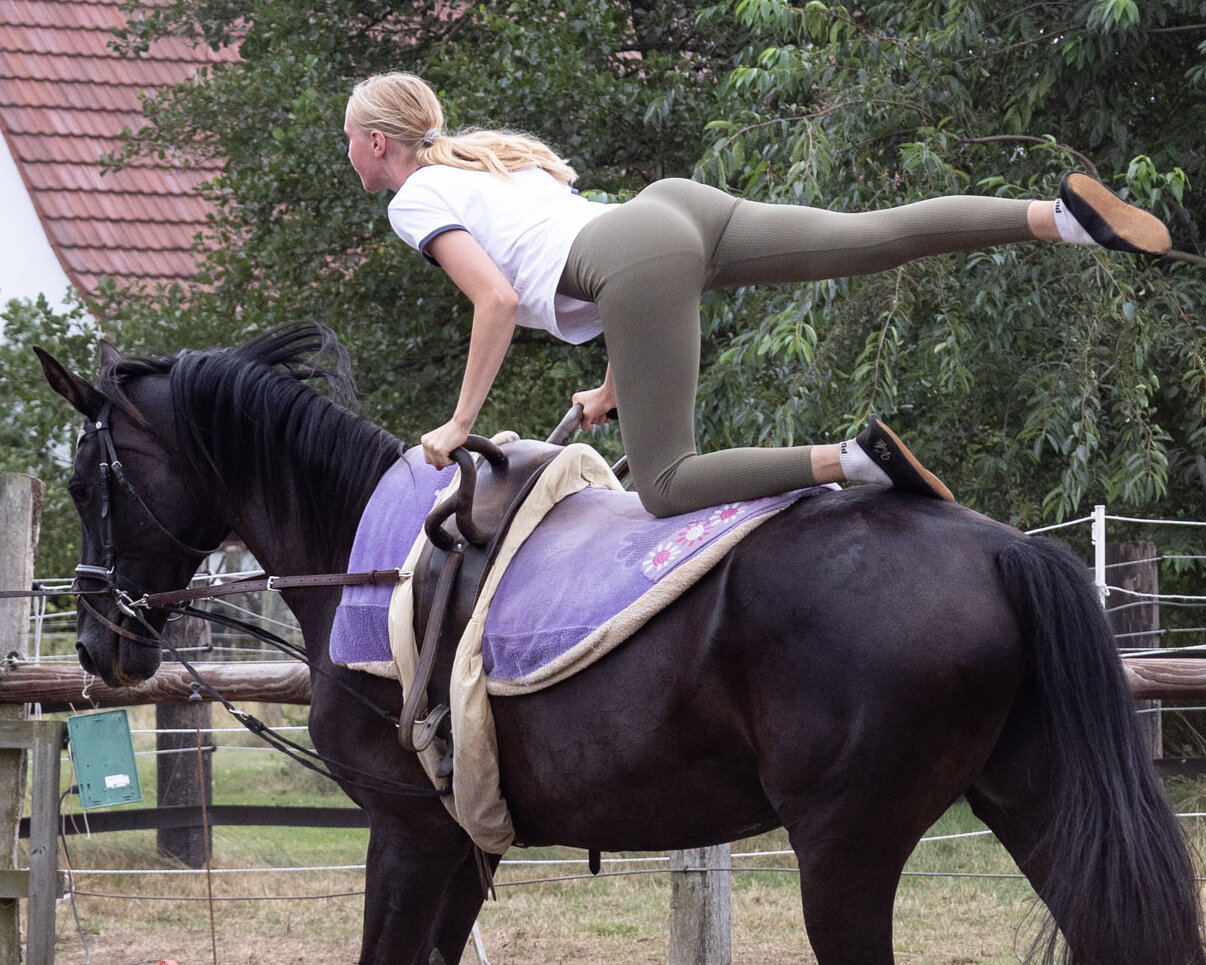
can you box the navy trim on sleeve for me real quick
[418,224,468,266]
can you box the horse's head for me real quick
[37,323,404,687]
[36,343,228,686]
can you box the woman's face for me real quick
[344,108,393,193]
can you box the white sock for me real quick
[838,438,890,486]
[1053,198,1096,245]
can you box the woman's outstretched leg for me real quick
[708,194,1033,287]
[706,173,1170,288]
[563,173,1169,517]
[577,220,952,515]
[564,179,965,517]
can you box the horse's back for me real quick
[493,487,1030,849]
[710,489,1029,830]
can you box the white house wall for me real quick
[0,128,74,312]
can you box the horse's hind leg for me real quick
[963,680,1059,893]
[782,795,929,964]
[772,714,1008,962]
[793,846,903,964]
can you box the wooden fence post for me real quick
[1106,540,1161,758]
[669,845,731,965]
[0,474,43,965]
[156,619,214,867]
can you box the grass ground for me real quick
[51,815,1040,965]
[30,704,1206,964]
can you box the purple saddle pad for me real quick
[329,450,454,667]
[480,487,810,681]
[331,450,819,679]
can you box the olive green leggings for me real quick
[558,178,1034,517]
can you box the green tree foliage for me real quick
[693,0,1206,530]
[17,0,1206,585]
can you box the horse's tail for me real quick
[997,536,1204,965]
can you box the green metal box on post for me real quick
[66,710,142,809]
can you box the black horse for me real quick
[37,323,1204,964]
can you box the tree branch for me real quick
[960,135,1097,178]
[1165,249,1206,267]
[1149,23,1206,34]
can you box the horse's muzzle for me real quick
[76,617,163,687]
[74,642,100,679]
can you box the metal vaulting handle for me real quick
[423,436,509,551]
[548,404,628,482]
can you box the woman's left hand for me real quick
[421,419,471,469]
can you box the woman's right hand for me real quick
[572,382,617,431]
[420,418,472,470]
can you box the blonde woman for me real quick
[344,71,1171,518]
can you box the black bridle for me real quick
[71,400,225,640]
[67,400,446,799]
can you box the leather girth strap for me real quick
[402,439,564,769]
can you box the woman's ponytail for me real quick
[348,73,578,186]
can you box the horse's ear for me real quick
[98,340,123,370]
[34,346,106,420]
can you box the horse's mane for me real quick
[98,321,403,560]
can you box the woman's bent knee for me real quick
[636,489,683,519]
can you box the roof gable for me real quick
[0,0,238,298]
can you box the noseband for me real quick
[72,400,223,643]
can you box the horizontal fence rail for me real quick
[1123,658,1206,700]
[0,658,1198,706]
[20,804,368,839]
[0,661,310,709]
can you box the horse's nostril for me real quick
[75,643,98,676]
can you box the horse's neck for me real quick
[228,492,354,580]
[217,463,367,584]
[221,485,358,660]
[211,427,404,583]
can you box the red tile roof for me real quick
[0,0,238,297]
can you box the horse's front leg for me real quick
[358,813,483,965]
[422,844,500,965]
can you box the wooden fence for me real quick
[0,660,310,709]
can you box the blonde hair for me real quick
[347,72,578,186]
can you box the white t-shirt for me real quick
[387,165,612,344]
